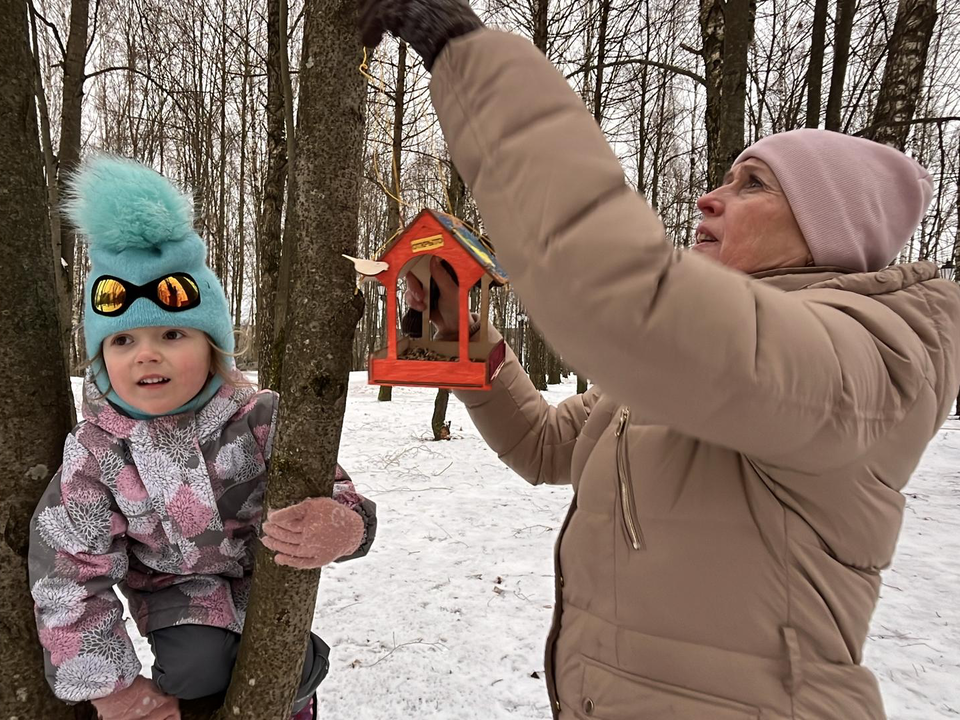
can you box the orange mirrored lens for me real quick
[157,275,199,309]
[93,279,127,313]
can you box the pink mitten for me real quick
[91,676,180,720]
[262,497,365,569]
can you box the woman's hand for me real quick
[359,0,483,71]
[262,497,365,569]
[91,676,180,720]
[404,256,461,338]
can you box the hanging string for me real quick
[359,45,498,265]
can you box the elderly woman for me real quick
[360,3,960,719]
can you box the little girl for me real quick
[28,156,376,720]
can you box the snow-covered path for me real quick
[73,374,960,718]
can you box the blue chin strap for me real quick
[90,357,225,420]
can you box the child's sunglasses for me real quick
[91,273,201,316]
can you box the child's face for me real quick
[102,327,213,415]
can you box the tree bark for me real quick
[30,7,75,391]
[825,0,855,132]
[699,0,724,190]
[432,389,451,440]
[804,0,829,128]
[378,41,408,403]
[700,0,755,189]
[257,0,289,390]
[532,0,548,55]
[547,351,561,385]
[525,320,547,391]
[206,0,366,716]
[593,0,610,124]
[864,0,938,150]
[0,0,84,715]
[56,0,90,373]
[716,0,754,181]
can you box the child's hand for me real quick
[91,676,180,720]
[262,497,364,569]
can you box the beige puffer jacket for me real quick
[432,29,960,720]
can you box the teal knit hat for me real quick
[67,155,235,418]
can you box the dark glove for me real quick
[359,0,483,71]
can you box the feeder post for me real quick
[385,272,398,359]
[459,277,470,362]
[422,261,432,340]
[479,276,490,343]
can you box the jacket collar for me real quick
[753,260,941,295]
[81,370,256,440]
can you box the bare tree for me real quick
[863,0,938,150]
[0,0,84,716]
[804,0,829,127]
[257,0,290,390]
[202,0,366,716]
[701,0,756,189]
[825,0,856,131]
[378,40,408,402]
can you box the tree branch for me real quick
[84,65,191,118]
[85,0,100,56]
[28,2,65,58]
[566,58,705,87]
[854,116,960,137]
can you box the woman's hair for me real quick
[78,328,256,404]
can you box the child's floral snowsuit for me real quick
[28,374,376,702]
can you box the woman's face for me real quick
[693,158,812,273]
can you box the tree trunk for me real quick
[825,0,855,132]
[863,0,938,150]
[30,7,75,389]
[699,0,724,190]
[532,0,548,55]
[387,41,406,234]
[526,322,547,391]
[548,353,561,385]
[0,0,84,715]
[205,0,366,716]
[577,375,588,394]
[593,0,610,124]
[804,0,828,128]
[716,0,754,180]
[432,389,451,440]
[378,41,408,403]
[700,0,755,189]
[56,0,90,373]
[257,0,289,390]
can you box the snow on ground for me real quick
[70,374,960,718]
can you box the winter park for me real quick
[4,0,960,719]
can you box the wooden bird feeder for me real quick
[360,209,508,391]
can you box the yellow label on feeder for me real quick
[411,234,444,253]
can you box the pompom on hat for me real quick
[66,155,234,418]
[735,129,933,272]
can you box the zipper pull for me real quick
[616,407,630,436]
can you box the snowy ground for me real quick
[71,374,960,719]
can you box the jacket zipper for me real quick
[616,408,645,551]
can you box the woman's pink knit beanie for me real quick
[735,129,933,272]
